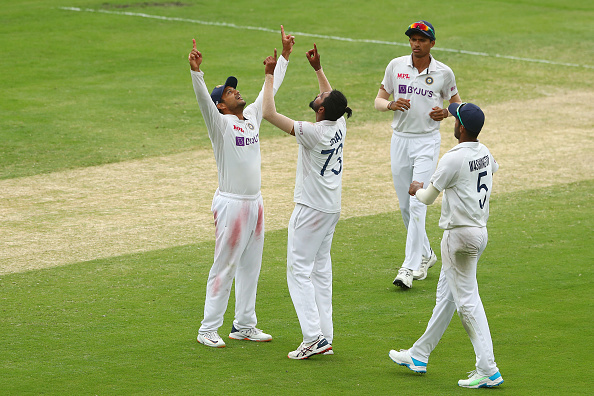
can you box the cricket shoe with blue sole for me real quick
[458,370,504,388]
[389,349,427,373]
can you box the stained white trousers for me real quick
[390,132,440,270]
[287,204,340,344]
[409,227,499,376]
[199,190,265,333]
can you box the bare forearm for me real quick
[263,74,295,135]
[316,68,332,93]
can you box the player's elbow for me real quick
[262,107,274,121]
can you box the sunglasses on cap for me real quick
[409,22,434,34]
[456,102,468,129]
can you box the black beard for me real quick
[309,99,320,112]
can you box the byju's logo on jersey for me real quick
[398,84,434,98]
[236,134,259,147]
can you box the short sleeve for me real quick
[430,152,459,192]
[441,67,458,101]
[381,61,395,95]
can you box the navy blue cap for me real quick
[448,102,485,134]
[210,76,238,105]
[405,20,436,41]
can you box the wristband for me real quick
[387,101,395,110]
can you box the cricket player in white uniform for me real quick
[389,102,504,389]
[262,44,352,359]
[188,27,295,348]
[375,20,462,289]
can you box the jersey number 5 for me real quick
[320,143,343,177]
[477,171,488,209]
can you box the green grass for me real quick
[1,0,592,179]
[1,180,592,394]
[1,1,593,394]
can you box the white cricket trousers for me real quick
[287,204,340,344]
[409,227,499,377]
[199,189,265,333]
[390,131,440,270]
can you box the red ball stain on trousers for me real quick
[256,203,264,236]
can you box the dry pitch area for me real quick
[1,90,592,274]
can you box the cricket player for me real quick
[262,44,352,359]
[188,26,295,348]
[389,102,504,389]
[374,20,462,289]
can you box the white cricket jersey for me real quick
[381,55,457,135]
[191,56,289,197]
[430,141,499,229]
[292,117,347,213]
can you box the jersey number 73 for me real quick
[320,143,343,177]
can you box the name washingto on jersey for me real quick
[330,129,343,146]
[398,84,434,97]
[469,155,490,172]
[235,134,259,147]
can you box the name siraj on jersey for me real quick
[330,129,343,146]
[468,155,490,172]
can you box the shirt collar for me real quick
[407,54,437,73]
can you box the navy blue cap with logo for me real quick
[210,76,238,105]
[448,102,485,135]
[405,20,436,41]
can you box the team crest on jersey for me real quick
[425,76,434,85]
[246,122,255,131]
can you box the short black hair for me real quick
[322,90,352,121]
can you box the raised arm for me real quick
[189,38,227,137]
[306,44,332,94]
[262,52,295,135]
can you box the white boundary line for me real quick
[60,7,593,69]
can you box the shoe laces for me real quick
[202,331,221,340]
[466,370,478,378]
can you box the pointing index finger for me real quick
[193,38,196,50]
[281,25,285,38]
[274,48,277,60]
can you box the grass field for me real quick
[1,0,593,394]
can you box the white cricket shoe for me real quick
[389,349,427,373]
[393,268,413,289]
[288,336,332,360]
[228,325,272,342]
[413,249,437,280]
[197,331,226,348]
[458,370,504,388]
